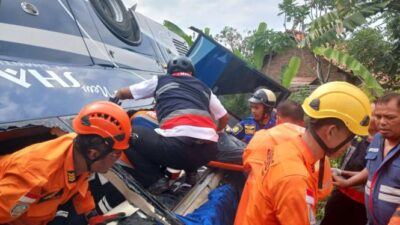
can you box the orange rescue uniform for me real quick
[389,206,400,225]
[243,136,327,225]
[235,124,332,225]
[235,123,305,225]
[0,133,94,225]
[314,157,333,201]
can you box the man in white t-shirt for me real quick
[114,56,228,193]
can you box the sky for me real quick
[123,0,287,35]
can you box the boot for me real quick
[147,176,170,195]
[185,171,198,186]
[166,168,181,180]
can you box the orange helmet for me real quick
[73,101,131,150]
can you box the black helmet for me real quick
[248,88,276,108]
[167,56,195,75]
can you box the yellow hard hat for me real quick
[302,81,371,136]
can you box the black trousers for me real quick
[125,127,218,187]
[320,189,367,225]
[47,200,86,225]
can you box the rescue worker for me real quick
[242,100,305,174]
[333,93,400,225]
[234,100,305,225]
[243,81,371,225]
[0,101,131,225]
[232,88,276,143]
[114,56,228,193]
[275,99,304,126]
[235,100,332,225]
[89,109,158,214]
[320,102,378,225]
[276,100,334,201]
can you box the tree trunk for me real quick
[325,60,333,82]
[265,53,273,75]
[314,55,325,83]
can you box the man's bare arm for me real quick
[216,114,229,133]
[333,168,368,187]
[115,87,133,100]
[339,169,360,177]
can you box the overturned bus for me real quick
[0,0,290,224]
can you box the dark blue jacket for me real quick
[155,75,215,130]
[231,112,276,143]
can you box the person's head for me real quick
[248,88,276,122]
[73,101,132,173]
[374,93,400,142]
[302,82,371,159]
[276,100,305,126]
[167,56,195,76]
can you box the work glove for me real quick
[88,212,126,225]
[109,89,122,105]
[109,96,121,105]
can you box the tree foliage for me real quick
[163,20,193,46]
[220,94,250,119]
[313,47,384,95]
[214,27,245,53]
[347,29,391,69]
[381,8,400,90]
[346,28,397,90]
[213,26,256,68]
[163,0,399,95]
[246,23,297,70]
[304,0,390,47]
[276,0,400,94]
[163,21,212,47]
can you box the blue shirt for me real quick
[365,133,400,225]
[231,112,276,143]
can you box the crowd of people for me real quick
[0,56,399,225]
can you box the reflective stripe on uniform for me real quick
[55,210,69,218]
[98,196,112,214]
[160,108,211,125]
[365,180,371,195]
[378,185,400,204]
[155,82,180,98]
[381,185,400,197]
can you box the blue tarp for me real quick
[176,184,239,225]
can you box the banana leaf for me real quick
[163,20,193,46]
[281,56,301,88]
[313,47,383,95]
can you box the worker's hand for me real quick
[217,128,225,134]
[109,90,122,105]
[88,212,126,225]
[332,174,350,188]
[331,168,342,176]
[224,125,232,134]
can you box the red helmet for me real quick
[73,101,131,150]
